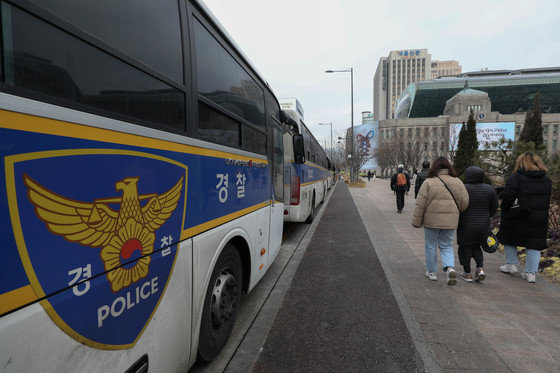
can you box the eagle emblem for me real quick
[24,174,184,292]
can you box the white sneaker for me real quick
[446,267,457,286]
[425,271,437,281]
[499,263,518,274]
[521,272,536,283]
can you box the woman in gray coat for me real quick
[456,167,498,282]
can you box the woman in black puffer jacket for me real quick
[498,152,551,283]
[457,166,498,282]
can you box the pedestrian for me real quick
[457,166,498,282]
[415,161,430,199]
[498,152,551,283]
[412,157,469,285]
[390,164,410,213]
[367,170,372,182]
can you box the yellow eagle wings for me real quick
[23,174,184,248]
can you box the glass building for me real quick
[395,70,560,119]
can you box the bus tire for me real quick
[305,194,315,224]
[197,243,242,362]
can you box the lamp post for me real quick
[325,68,354,182]
[318,122,333,158]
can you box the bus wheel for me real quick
[305,194,315,224]
[197,243,242,362]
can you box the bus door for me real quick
[268,121,284,261]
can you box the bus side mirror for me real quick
[280,110,299,133]
[293,134,305,164]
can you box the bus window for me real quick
[1,2,185,131]
[242,125,267,154]
[293,134,305,164]
[198,101,240,146]
[28,0,184,83]
[193,18,265,130]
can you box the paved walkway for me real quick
[253,183,424,372]
[352,179,560,372]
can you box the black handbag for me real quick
[482,231,499,253]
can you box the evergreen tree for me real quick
[519,92,543,147]
[454,122,468,176]
[511,92,546,175]
[454,110,479,176]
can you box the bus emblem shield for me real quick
[6,149,188,349]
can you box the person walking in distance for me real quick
[367,170,372,182]
[390,164,410,213]
[412,157,469,285]
[415,161,430,199]
[498,152,551,283]
[457,166,498,282]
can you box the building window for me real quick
[554,124,558,134]
[416,128,420,136]
[515,126,521,135]
[554,139,557,150]
[544,125,549,137]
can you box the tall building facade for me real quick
[375,69,560,177]
[431,60,462,79]
[373,49,431,121]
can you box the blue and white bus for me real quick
[0,0,290,371]
[280,98,329,224]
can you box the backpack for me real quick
[396,173,407,186]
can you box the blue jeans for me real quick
[424,228,456,272]
[504,244,541,274]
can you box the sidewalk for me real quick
[352,178,560,372]
[253,183,424,372]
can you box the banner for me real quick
[449,122,515,151]
[352,122,378,170]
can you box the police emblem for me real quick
[7,149,187,349]
[25,174,183,292]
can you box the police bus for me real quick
[326,157,335,190]
[280,98,329,224]
[0,0,289,371]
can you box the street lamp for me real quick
[318,122,333,158]
[325,68,354,182]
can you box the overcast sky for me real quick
[203,0,560,147]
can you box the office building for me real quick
[430,60,462,79]
[373,49,431,121]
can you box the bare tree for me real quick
[374,132,424,174]
[448,123,461,162]
[373,140,393,177]
[479,138,515,184]
[350,140,374,176]
[331,140,348,173]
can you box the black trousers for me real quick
[395,189,405,211]
[458,244,484,272]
